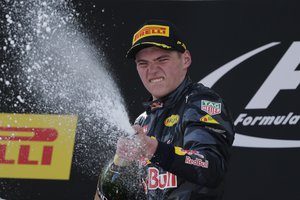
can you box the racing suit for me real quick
[135,76,235,200]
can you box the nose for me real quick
[148,61,158,73]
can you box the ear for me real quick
[183,50,192,69]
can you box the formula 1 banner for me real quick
[1,0,300,200]
[200,41,300,148]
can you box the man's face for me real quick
[135,46,191,100]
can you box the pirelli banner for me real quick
[1,0,300,200]
[0,114,77,180]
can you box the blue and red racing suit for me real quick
[135,77,235,200]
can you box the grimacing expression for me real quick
[135,46,191,100]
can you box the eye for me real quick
[137,61,148,68]
[158,57,169,63]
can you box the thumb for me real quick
[132,124,145,135]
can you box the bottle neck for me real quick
[113,154,129,167]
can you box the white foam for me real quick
[2,0,134,177]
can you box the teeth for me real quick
[150,78,163,83]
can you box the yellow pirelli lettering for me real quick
[132,25,170,45]
[0,113,78,180]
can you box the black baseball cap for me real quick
[126,19,187,59]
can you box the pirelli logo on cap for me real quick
[133,25,170,45]
[0,113,77,180]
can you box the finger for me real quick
[132,124,144,135]
[116,139,136,157]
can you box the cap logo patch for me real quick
[177,40,186,50]
[133,25,170,45]
[201,100,221,115]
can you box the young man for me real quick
[97,19,235,200]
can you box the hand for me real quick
[116,125,158,162]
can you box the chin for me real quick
[152,91,169,99]
[148,86,170,99]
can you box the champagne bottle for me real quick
[97,154,143,200]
